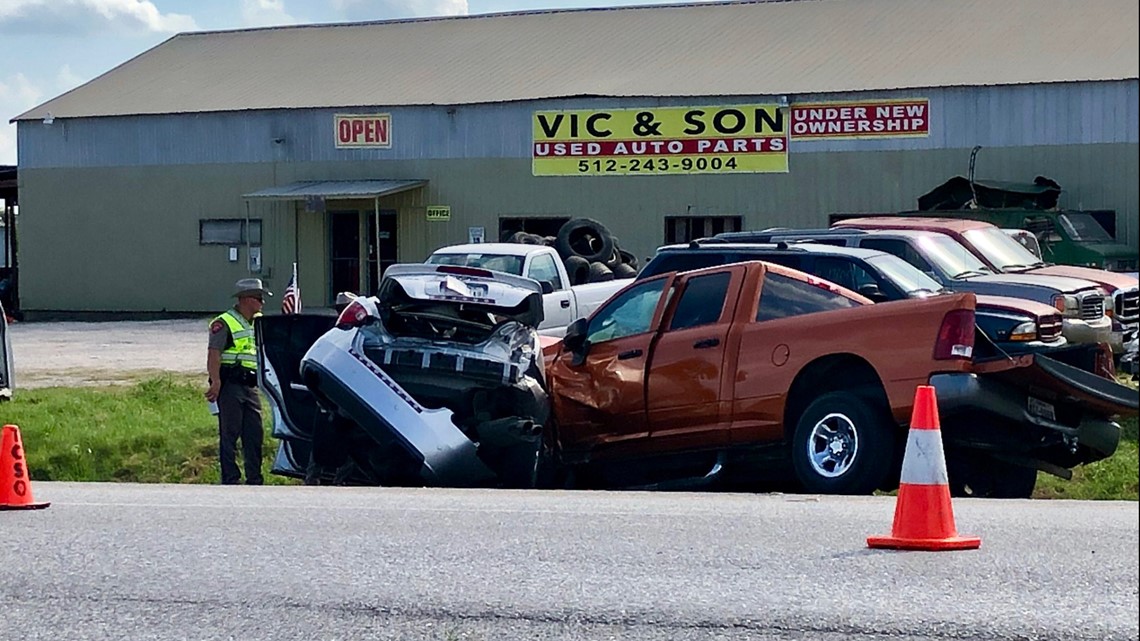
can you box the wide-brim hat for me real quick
[233,277,273,298]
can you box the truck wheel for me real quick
[564,255,590,286]
[791,391,895,495]
[556,218,615,263]
[946,452,1037,499]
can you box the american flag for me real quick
[281,263,301,314]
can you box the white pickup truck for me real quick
[426,243,631,336]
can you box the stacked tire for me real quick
[506,218,639,285]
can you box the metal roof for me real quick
[242,179,427,200]
[13,0,1139,122]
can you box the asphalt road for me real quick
[1,483,1137,640]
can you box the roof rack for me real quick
[686,238,795,251]
[714,228,868,243]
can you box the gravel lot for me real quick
[9,318,211,389]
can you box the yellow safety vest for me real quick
[213,309,259,371]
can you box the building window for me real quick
[664,216,742,244]
[200,218,262,245]
[499,216,570,242]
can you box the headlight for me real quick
[1009,321,1038,342]
[1052,294,1079,317]
[489,321,537,361]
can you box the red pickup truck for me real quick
[545,261,1137,498]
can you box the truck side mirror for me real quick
[540,280,555,295]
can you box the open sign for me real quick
[335,114,392,148]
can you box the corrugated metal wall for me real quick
[14,81,1140,312]
[19,83,1139,167]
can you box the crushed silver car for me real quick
[257,264,551,487]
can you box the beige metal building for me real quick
[11,0,1139,314]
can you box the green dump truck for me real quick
[832,176,1139,273]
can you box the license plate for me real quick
[1028,397,1056,421]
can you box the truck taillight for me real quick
[336,300,372,329]
[934,309,975,360]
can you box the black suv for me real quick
[638,240,1110,373]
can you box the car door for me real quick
[527,252,573,330]
[645,266,742,453]
[548,276,673,455]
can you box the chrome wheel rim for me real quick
[807,412,859,478]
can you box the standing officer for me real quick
[205,277,270,485]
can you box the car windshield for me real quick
[1058,213,1113,242]
[865,254,946,295]
[961,227,1046,272]
[427,253,524,276]
[914,234,994,279]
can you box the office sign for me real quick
[426,205,451,221]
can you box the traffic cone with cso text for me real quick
[867,386,978,551]
[0,424,51,510]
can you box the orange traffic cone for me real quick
[867,386,978,551]
[0,424,51,510]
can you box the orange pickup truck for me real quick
[545,261,1137,498]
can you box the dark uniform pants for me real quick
[217,380,264,485]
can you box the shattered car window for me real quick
[587,279,667,344]
[427,253,525,276]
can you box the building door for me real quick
[366,210,398,294]
[329,211,360,299]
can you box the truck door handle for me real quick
[618,349,643,360]
[693,338,720,349]
[561,300,570,308]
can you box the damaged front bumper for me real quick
[302,328,499,486]
[300,326,548,487]
[930,354,1137,472]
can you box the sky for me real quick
[0,0,725,166]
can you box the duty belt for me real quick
[221,367,258,386]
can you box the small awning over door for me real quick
[242,179,427,200]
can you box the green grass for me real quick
[4,374,1137,498]
[6,374,295,485]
